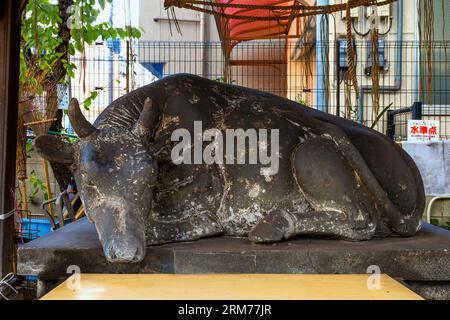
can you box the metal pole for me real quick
[109,1,114,104]
[200,9,207,77]
[336,39,341,116]
[386,110,395,139]
[412,101,422,120]
[315,0,329,112]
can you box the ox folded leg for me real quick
[249,209,377,243]
[273,110,421,236]
[290,136,377,240]
[248,136,380,243]
[145,213,224,245]
[249,137,377,243]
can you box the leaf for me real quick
[371,103,393,129]
[84,98,92,109]
[108,28,118,39]
[90,91,99,101]
[19,0,142,100]
[26,141,34,156]
[130,27,141,38]
[82,90,100,110]
[116,28,126,39]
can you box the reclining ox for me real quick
[34,74,425,263]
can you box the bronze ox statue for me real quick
[34,74,425,263]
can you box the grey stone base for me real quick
[405,281,450,300]
[17,218,450,299]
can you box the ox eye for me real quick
[85,181,96,188]
[82,177,97,187]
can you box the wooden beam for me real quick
[229,59,287,66]
[228,33,299,41]
[40,274,423,300]
[0,0,24,277]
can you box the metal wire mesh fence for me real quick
[67,40,450,140]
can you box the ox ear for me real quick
[33,134,74,164]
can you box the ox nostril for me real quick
[105,244,144,263]
[105,246,117,261]
[134,246,145,262]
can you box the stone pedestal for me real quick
[17,218,450,299]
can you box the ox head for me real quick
[34,98,159,263]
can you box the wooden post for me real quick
[0,0,25,277]
[17,101,28,214]
[42,159,54,215]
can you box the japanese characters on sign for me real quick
[407,119,440,142]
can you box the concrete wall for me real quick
[137,0,286,96]
[328,0,417,124]
[287,14,316,105]
[322,0,450,136]
[229,40,287,97]
[137,0,220,78]
[285,0,420,121]
[402,141,450,222]
[138,0,220,42]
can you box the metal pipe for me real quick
[200,10,207,77]
[47,130,78,139]
[357,0,403,123]
[336,39,341,116]
[414,0,420,101]
[427,195,450,223]
[153,17,200,23]
[315,0,329,112]
[109,1,114,104]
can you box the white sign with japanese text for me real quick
[407,119,440,142]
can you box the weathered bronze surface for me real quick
[34,74,425,263]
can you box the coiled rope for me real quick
[163,0,400,111]
[164,0,398,21]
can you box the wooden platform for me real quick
[41,274,422,300]
[17,218,450,299]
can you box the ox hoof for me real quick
[248,221,285,243]
[249,210,297,243]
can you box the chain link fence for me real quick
[67,40,450,140]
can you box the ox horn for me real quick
[133,97,157,138]
[68,98,97,138]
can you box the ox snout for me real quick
[104,237,145,263]
[90,198,148,263]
